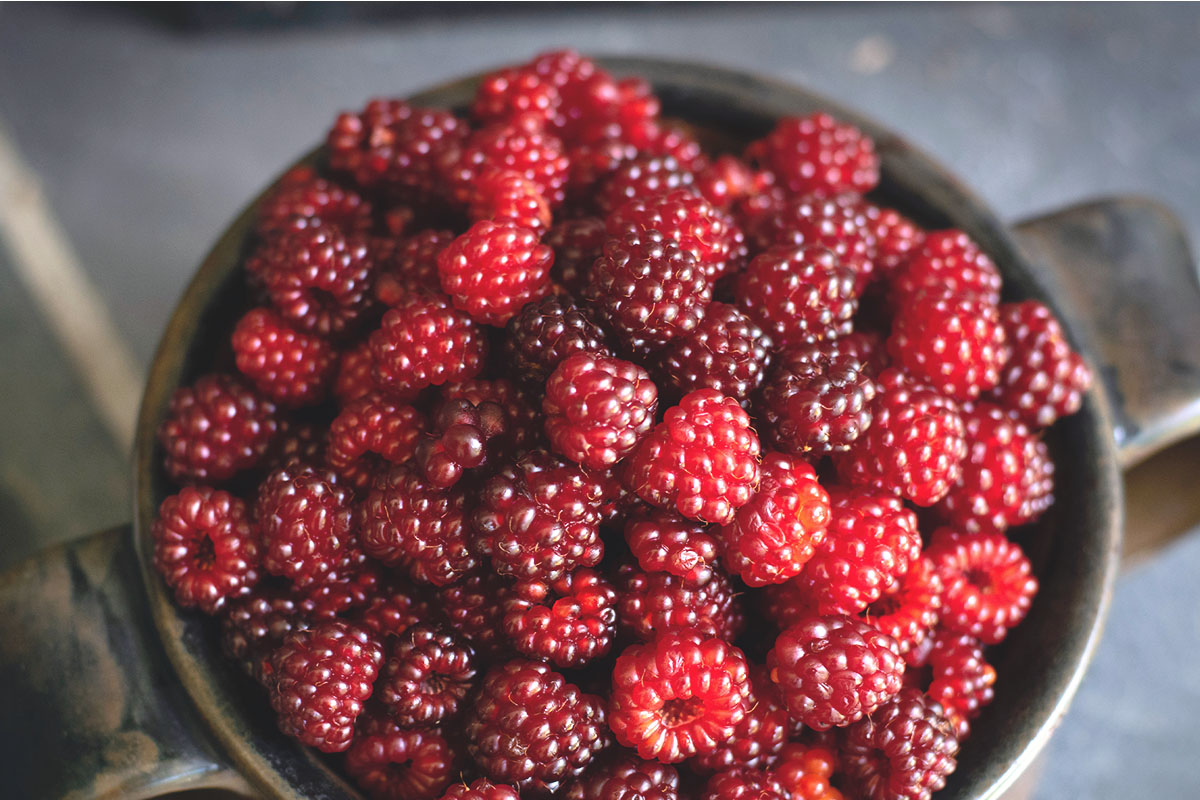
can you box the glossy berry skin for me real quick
[501,568,618,668]
[267,620,383,753]
[296,556,383,620]
[415,396,509,488]
[694,154,759,210]
[377,624,476,727]
[773,744,844,800]
[345,715,456,800]
[220,587,305,683]
[596,154,696,216]
[233,307,336,407]
[437,779,521,800]
[861,556,943,655]
[925,528,1038,644]
[658,302,773,407]
[465,659,610,794]
[588,229,712,354]
[736,245,857,346]
[374,228,455,295]
[615,564,742,642]
[437,569,510,660]
[334,340,380,406]
[474,450,605,582]
[325,393,424,490]
[692,668,791,775]
[505,294,612,384]
[834,368,967,507]
[369,287,488,398]
[767,614,904,730]
[624,389,761,525]
[152,487,259,614]
[891,229,1002,307]
[437,220,554,326]
[609,631,753,763]
[255,166,373,237]
[928,632,996,739]
[850,199,925,279]
[355,584,428,639]
[701,768,787,800]
[721,453,831,586]
[841,688,959,800]
[472,66,561,126]
[564,755,680,800]
[543,352,658,469]
[451,120,570,208]
[443,378,543,456]
[624,508,722,587]
[255,462,355,588]
[545,216,608,295]
[987,300,1092,428]
[469,168,552,234]
[158,373,277,482]
[748,112,879,197]
[749,196,875,285]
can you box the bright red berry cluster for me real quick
[152,51,1092,800]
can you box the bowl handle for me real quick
[0,526,254,799]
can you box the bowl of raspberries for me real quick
[129,52,1134,800]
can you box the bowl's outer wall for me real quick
[134,58,1122,800]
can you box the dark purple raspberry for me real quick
[437,570,510,660]
[221,586,305,683]
[158,373,277,482]
[378,623,476,727]
[438,779,521,800]
[545,216,609,295]
[505,294,611,384]
[658,302,773,407]
[841,688,959,800]
[565,755,680,800]
[374,228,455,295]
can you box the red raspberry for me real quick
[767,614,904,730]
[356,584,428,638]
[835,329,889,376]
[152,486,259,614]
[694,154,758,210]
[360,465,477,586]
[220,586,305,683]
[472,66,561,127]
[834,368,967,506]
[527,50,618,140]
[624,388,761,525]
[624,508,722,587]
[565,138,638,205]
[926,528,1037,644]
[757,341,876,457]
[987,300,1092,428]
[927,632,996,739]
[326,98,412,181]
[158,373,277,482]
[377,624,476,727]
[841,688,959,800]
[255,462,355,588]
[615,564,743,643]
[609,632,753,763]
[565,755,680,800]
[797,488,922,615]
[505,294,612,384]
[268,620,383,753]
[451,120,570,207]
[465,659,610,794]
[721,453,830,586]
[333,341,379,408]
[750,196,874,284]
[438,779,520,800]
[375,228,455,295]
[232,307,337,407]
[861,556,943,655]
[849,199,924,279]
[474,450,605,582]
[437,220,553,326]
[658,302,773,407]
[736,245,857,346]
[345,714,456,800]
[596,154,696,217]
[643,123,708,172]
[369,287,488,398]
[468,168,552,235]
[256,166,373,237]
[543,352,658,469]
[437,570,510,660]
[587,229,712,354]
[501,568,618,668]
[891,229,1002,306]
[748,112,879,197]
[296,556,384,620]
[545,216,609,295]
[773,744,844,800]
[702,768,787,800]
[692,668,791,774]
[761,578,818,632]
[937,402,1056,534]
[607,188,747,283]
[326,393,425,491]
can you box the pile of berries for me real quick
[153,51,1090,800]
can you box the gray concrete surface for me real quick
[0,3,1197,797]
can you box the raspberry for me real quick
[862,556,943,655]
[370,287,488,397]
[255,462,354,588]
[565,138,639,206]
[607,188,747,283]
[624,388,761,525]
[748,112,879,197]
[414,396,509,488]
[643,123,708,172]
[761,578,818,631]
[472,66,561,127]
[505,294,612,384]
[256,166,373,237]
[610,632,752,763]
[151,486,259,614]
[232,307,337,407]
[565,755,680,800]
[692,668,791,774]
[658,302,773,407]
[796,488,922,615]
[850,200,924,279]
[442,378,543,456]
[891,229,1002,306]
[249,227,375,338]
[326,393,425,490]
[377,624,476,727]
[927,632,996,739]
[501,568,618,668]
[360,464,477,586]
[435,220,553,326]
[356,584,428,638]
[438,779,520,800]
[749,197,874,284]
[721,453,831,586]
[624,508,722,587]
[615,563,743,643]
[588,229,712,354]
[773,744,844,800]
[375,228,455,295]
[545,216,609,295]
[736,245,857,346]
[437,570,510,659]
[841,688,959,800]
[158,373,277,482]
[767,614,904,730]
[694,155,758,210]
[987,300,1092,428]
[701,768,786,800]
[757,341,876,457]
[267,619,383,753]
[296,556,383,619]
[220,586,304,683]
[926,528,1037,644]
[469,168,552,234]
[465,659,610,793]
[834,329,889,376]
[528,50,617,140]
[451,120,570,208]
[260,418,326,477]
[936,402,1055,533]
[345,714,456,800]
[543,352,658,469]
[334,340,380,407]
[597,154,696,217]
[833,367,967,506]
[474,450,605,582]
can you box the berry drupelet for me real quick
[437,220,554,326]
[157,373,277,482]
